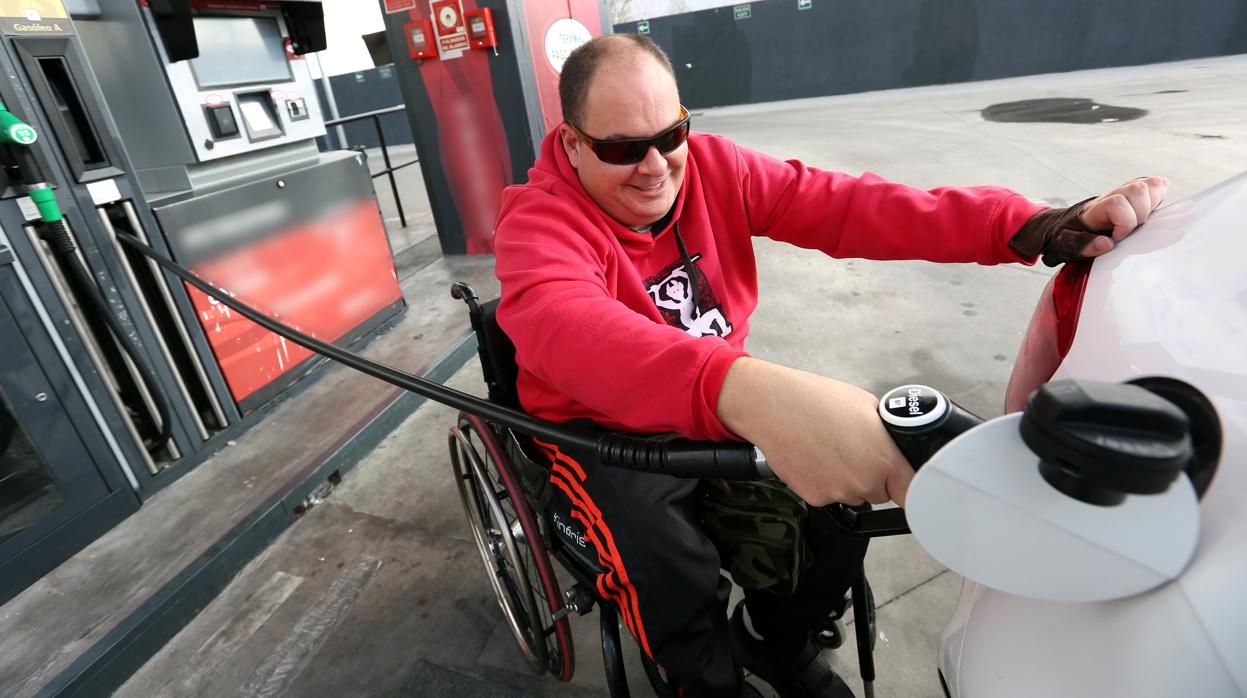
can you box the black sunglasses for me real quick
[574,106,691,165]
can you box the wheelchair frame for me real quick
[448,283,889,698]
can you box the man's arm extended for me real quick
[716,176,1169,508]
[716,356,914,507]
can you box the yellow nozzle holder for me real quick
[0,109,37,145]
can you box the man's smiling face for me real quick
[559,49,688,228]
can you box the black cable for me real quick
[116,232,602,451]
[116,234,762,479]
[671,221,704,317]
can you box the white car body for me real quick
[939,172,1247,697]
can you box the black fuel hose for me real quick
[14,149,38,189]
[116,234,763,480]
[39,217,174,455]
[14,149,174,456]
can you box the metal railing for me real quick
[325,105,419,227]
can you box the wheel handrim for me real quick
[449,425,548,671]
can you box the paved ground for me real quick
[120,55,1247,697]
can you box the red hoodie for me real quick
[494,128,1043,441]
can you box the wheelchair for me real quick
[446,282,887,697]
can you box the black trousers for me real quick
[544,446,870,697]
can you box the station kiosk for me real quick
[76,0,405,416]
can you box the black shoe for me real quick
[729,602,856,698]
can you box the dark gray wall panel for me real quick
[315,66,412,150]
[617,0,1247,109]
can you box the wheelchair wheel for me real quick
[449,413,574,681]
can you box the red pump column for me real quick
[381,0,609,254]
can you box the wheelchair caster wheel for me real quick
[813,618,847,650]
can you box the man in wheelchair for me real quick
[491,34,1167,697]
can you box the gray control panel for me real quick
[147,9,326,163]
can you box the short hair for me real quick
[559,34,676,128]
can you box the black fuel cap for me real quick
[1021,379,1192,506]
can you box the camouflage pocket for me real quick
[697,480,810,595]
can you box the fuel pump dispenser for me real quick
[0,0,404,605]
[73,0,406,418]
[0,102,173,456]
[0,2,189,603]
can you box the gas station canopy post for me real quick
[378,0,611,255]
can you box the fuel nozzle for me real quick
[0,106,38,146]
[0,102,61,224]
[878,385,983,468]
[0,101,172,456]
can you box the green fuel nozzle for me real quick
[0,102,61,222]
[0,105,38,146]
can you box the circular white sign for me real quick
[544,19,591,74]
[439,5,458,29]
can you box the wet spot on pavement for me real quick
[981,98,1147,124]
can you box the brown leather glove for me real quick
[1008,197,1105,267]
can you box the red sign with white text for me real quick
[185,201,402,404]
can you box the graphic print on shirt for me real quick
[644,254,733,338]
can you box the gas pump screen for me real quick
[190,16,291,88]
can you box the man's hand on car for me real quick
[1077,176,1169,256]
[716,357,915,508]
[1010,175,1169,266]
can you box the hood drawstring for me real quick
[671,221,704,318]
